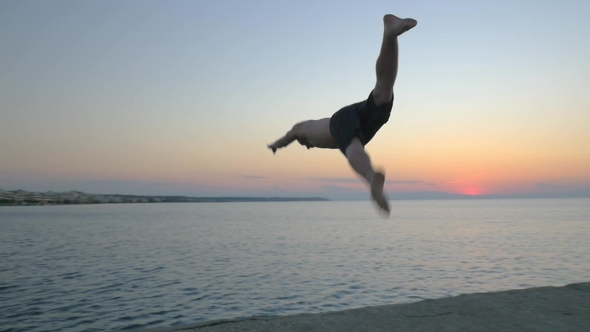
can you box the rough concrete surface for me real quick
[129,282,590,332]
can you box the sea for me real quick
[1,199,589,332]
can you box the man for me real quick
[267,14,417,215]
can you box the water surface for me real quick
[1,199,589,331]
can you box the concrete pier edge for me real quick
[126,281,590,332]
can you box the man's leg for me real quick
[372,14,417,106]
[344,14,417,214]
[345,138,389,213]
[345,138,374,183]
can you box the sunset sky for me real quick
[1,0,589,200]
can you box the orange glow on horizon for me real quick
[460,186,485,196]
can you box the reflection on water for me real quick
[1,199,589,331]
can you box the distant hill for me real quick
[0,189,330,206]
[387,191,590,200]
[389,191,472,200]
[109,194,330,203]
[334,190,590,201]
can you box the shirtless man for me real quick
[267,14,417,215]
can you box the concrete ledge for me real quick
[128,282,590,332]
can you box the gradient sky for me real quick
[1,0,589,199]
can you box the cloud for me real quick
[310,178,435,186]
[309,177,361,183]
[386,180,423,185]
[531,182,590,196]
[225,174,266,179]
[321,185,364,193]
[2,180,213,196]
[445,180,465,185]
[533,182,554,189]
[531,182,584,190]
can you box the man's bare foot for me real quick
[383,14,417,38]
[371,172,390,215]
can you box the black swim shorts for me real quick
[329,91,394,155]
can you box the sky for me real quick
[1,0,589,200]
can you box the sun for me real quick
[461,186,484,196]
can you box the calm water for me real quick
[1,199,589,331]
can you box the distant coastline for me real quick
[0,189,329,206]
[2,188,589,206]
